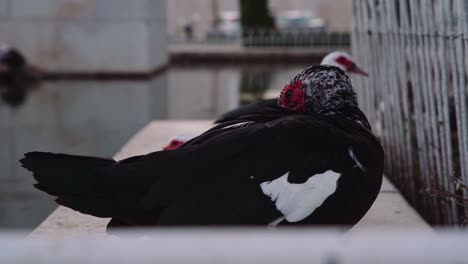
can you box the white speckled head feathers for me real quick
[320,51,368,76]
[320,51,353,71]
[279,65,358,115]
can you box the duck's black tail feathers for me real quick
[19,151,158,225]
[20,151,114,196]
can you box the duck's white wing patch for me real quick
[260,170,341,222]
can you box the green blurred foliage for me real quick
[239,0,274,30]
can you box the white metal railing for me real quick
[169,29,350,48]
[352,0,468,225]
[241,29,350,47]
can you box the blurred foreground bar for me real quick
[2,229,468,263]
[30,121,430,237]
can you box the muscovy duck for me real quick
[162,51,368,149]
[20,65,383,231]
[215,51,368,124]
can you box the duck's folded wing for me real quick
[127,116,371,209]
[214,98,278,123]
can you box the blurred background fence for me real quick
[241,30,349,47]
[352,0,468,225]
[170,29,350,48]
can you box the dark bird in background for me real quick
[20,65,383,232]
[0,45,41,107]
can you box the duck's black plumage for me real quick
[215,98,278,123]
[20,65,384,231]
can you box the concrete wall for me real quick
[167,67,240,119]
[0,0,168,73]
[314,0,353,32]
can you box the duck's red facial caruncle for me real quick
[335,56,353,70]
[279,80,306,112]
[335,56,368,76]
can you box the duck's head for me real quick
[279,65,357,114]
[320,51,368,77]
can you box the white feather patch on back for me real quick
[222,121,254,129]
[260,170,341,222]
[348,148,366,172]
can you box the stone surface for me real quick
[1,0,168,73]
[0,0,9,17]
[380,177,397,192]
[352,193,431,231]
[31,120,431,236]
[167,69,239,119]
[30,206,109,237]
[0,21,57,67]
[96,0,151,21]
[56,22,153,72]
[148,19,169,70]
[148,0,167,23]
[10,0,95,19]
[114,120,213,160]
[8,0,160,21]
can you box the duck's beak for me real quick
[350,63,368,77]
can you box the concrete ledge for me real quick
[30,120,431,237]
